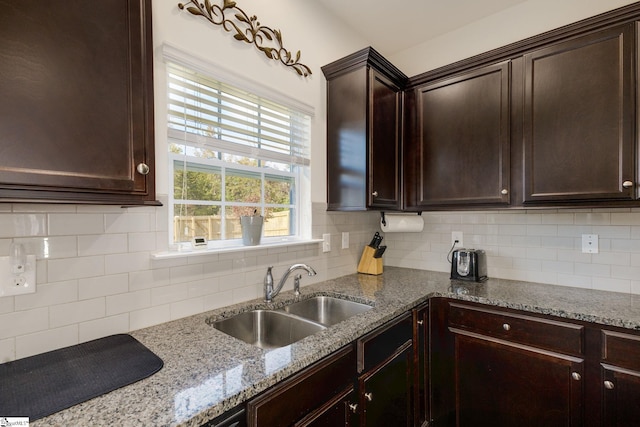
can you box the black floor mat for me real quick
[0,334,163,421]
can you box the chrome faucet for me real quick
[264,263,317,302]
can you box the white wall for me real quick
[390,0,638,75]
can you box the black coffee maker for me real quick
[450,249,488,282]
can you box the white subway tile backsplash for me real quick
[0,214,47,238]
[79,314,129,343]
[78,233,128,256]
[5,202,640,363]
[0,307,49,340]
[106,290,151,316]
[105,213,153,233]
[171,297,204,320]
[104,251,151,274]
[79,274,129,300]
[15,280,78,311]
[49,214,103,236]
[0,338,15,363]
[15,325,78,359]
[48,256,105,282]
[49,298,106,328]
[130,305,172,331]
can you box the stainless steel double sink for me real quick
[211,296,373,349]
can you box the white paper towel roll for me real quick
[380,214,424,233]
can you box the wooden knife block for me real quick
[357,246,383,275]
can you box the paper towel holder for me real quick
[380,211,421,227]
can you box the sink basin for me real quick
[211,310,326,349]
[283,296,373,326]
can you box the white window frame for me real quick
[162,45,313,250]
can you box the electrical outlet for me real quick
[452,231,463,247]
[322,233,331,253]
[582,234,599,253]
[0,254,36,297]
[342,232,349,249]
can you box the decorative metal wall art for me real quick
[177,0,312,77]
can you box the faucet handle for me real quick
[293,274,302,296]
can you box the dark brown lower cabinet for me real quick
[247,345,356,427]
[601,330,640,427]
[295,386,357,427]
[454,333,583,426]
[430,298,586,426]
[246,312,414,427]
[359,342,413,427]
[430,298,640,427]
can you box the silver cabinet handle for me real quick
[417,320,424,325]
[372,191,378,197]
[501,189,508,195]
[502,323,511,331]
[348,403,358,413]
[623,181,634,189]
[136,163,150,175]
[604,380,615,390]
[571,372,582,381]
[364,392,373,402]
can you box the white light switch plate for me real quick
[582,234,599,253]
[342,232,349,249]
[322,233,331,253]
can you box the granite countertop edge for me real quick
[31,267,640,427]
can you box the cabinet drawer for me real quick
[247,344,355,427]
[602,329,640,371]
[357,312,412,373]
[448,302,584,355]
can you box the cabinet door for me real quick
[408,61,510,208]
[0,0,156,205]
[454,333,583,427]
[413,303,429,426]
[360,342,413,427]
[247,345,355,427]
[522,23,635,203]
[294,386,357,427]
[602,365,640,427]
[368,70,402,209]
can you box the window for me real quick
[166,59,311,247]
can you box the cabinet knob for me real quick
[364,392,373,402]
[623,180,634,189]
[571,372,582,381]
[417,320,424,325]
[501,189,508,195]
[348,403,358,413]
[136,163,150,175]
[502,323,511,331]
[604,380,615,390]
[372,191,378,197]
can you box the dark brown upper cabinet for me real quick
[522,23,635,204]
[404,61,511,210]
[322,47,407,211]
[0,0,157,205]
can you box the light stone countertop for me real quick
[33,267,640,427]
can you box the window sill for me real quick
[150,238,324,260]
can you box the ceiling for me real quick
[316,0,527,56]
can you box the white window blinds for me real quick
[167,62,311,167]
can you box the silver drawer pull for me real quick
[364,392,373,402]
[349,403,358,413]
[604,380,615,390]
[571,372,581,381]
[502,323,511,331]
